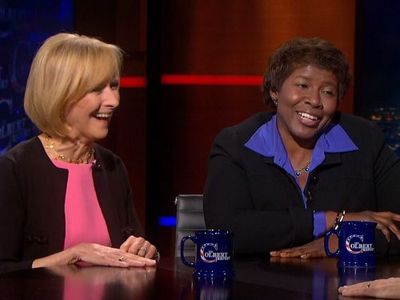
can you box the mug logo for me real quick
[345,234,374,254]
[200,243,230,263]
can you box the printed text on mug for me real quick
[200,243,230,263]
[345,234,374,254]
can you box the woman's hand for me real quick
[32,243,156,269]
[344,211,400,242]
[120,235,158,260]
[339,277,400,299]
[270,237,327,259]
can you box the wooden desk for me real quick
[1,257,400,299]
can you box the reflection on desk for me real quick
[1,256,400,299]
[0,265,156,300]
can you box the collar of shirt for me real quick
[244,114,359,177]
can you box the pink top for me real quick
[63,277,105,300]
[51,160,111,249]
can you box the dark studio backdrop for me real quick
[0,0,399,257]
[0,0,73,155]
[355,0,400,155]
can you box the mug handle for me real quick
[180,235,196,268]
[324,229,340,257]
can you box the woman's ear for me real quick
[270,89,278,100]
[270,90,278,106]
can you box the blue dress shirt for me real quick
[244,115,358,237]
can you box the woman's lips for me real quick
[297,111,321,127]
[93,112,112,120]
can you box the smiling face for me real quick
[64,79,120,143]
[270,64,339,147]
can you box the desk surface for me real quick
[1,257,400,300]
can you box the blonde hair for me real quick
[24,33,123,138]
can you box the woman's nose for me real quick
[102,86,120,108]
[306,90,322,108]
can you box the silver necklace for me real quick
[294,161,310,177]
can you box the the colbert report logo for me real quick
[200,243,230,263]
[345,234,374,254]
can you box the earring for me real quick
[272,98,278,106]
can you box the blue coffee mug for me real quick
[324,221,377,268]
[180,229,234,279]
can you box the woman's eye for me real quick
[91,87,103,93]
[91,84,106,93]
[321,89,336,96]
[110,80,120,90]
[296,83,308,89]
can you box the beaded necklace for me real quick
[43,135,94,164]
[294,161,310,177]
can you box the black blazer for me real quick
[204,112,400,255]
[0,137,143,273]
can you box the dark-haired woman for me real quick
[204,37,400,258]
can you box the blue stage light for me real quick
[158,216,176,227]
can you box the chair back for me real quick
[175,194,206,257]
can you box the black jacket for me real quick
[0,137,143,273]
[204,112,400,255]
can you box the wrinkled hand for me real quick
[339,277,400,299]
[71,243,156,267]
[120,235,158,260]
[32,243,157,269]
[345,211,400,242]
[270,237,326,259]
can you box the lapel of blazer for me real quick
[322,152,342,167]
[92,147,123,247]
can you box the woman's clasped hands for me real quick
[33,235,158,269]
[351,211,400,242]
[120,235,158,260]
[270,210,400,259]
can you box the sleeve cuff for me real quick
[313,211,326,238]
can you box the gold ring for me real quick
[118,256,126,262]
[139,247,148,253]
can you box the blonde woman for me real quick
[0,33,157,273]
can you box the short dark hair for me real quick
[262,37,352,107]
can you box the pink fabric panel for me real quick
[52,160,111,249]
